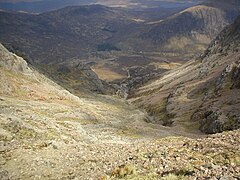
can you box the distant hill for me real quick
[0,0,200,13]
[0,0,96,13]
[0,5,131,63]
[0,1,239,65]
[0,4,183,64]
[140,0,240,56]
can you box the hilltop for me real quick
[140,0,240,57]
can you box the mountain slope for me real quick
[1,42,177,143]
[0,42,239,179]
[1,1,238,65]
[140,0,240,56]
[130,15,240,134]
[0,5,138,64]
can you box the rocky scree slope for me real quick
[0,44,239,179]
[0,42,196,179]
[130,15,240,134]
[0,42,177,144]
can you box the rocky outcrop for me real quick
[200,14,240,60]
[231,61,240,89]
[193,107,240,134]
[56,61,107,94]
[191,17,240,133]
[191,19,240,133]
[0,43,31,73]
[115,65,167,98]
[192,60,240,134]
[215,61,240,91]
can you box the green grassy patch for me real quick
[178,112,200,132]
[144,98,174,126]
[117,128,141,139]
[57,117,98,125]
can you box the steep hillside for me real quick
[0,43,239,179]
[0,5,138,64]
[130,15,240,134]
[1,42,181,143]
[0,4,184,63]
[140,0,240,56]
